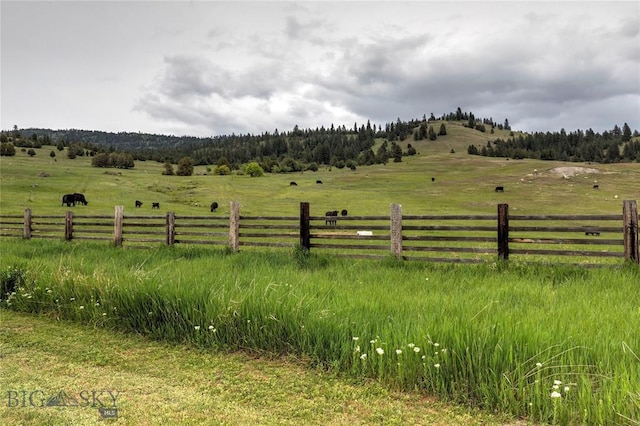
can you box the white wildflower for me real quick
[360,354,367,360]
[414,347,421,353]
[396,349,402,355]
[434,363,441,368]
[376,347,384,355]
[550,391,562,399]
[194,325,200,331]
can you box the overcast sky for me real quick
[1,1,639,137]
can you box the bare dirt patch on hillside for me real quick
[548,166,600,178]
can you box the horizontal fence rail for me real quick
[1,201,637,266]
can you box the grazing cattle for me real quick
[495,186,504,192]
[593,184,599,189]
[431,177,435,182]
[316,180,323,184]
[73,193,88,205]
[62,194,76,207]
[210,201,219,212]
[341,209,348,216]
[584,227,601,236]
[325,210,338,226]
[135,200,143,208]
[152,202,160,209]
[290,181,298,186]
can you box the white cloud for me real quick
[1,1,638,137]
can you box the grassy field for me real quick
[1,125,639,424]
[1,241,639,424]
[1,122,638,218]
[1,309,518,426]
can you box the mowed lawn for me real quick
[0,309,522,426]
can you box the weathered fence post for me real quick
[166,212,176,245]
[623,200,639,264]
[114,206,124,247]
[229,201,240,252]
[497,203,509,260]
[300,202,311,251]
[23,209,32,240]
[65,211,73,240]
[390,203,403,259]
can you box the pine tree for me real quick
[622,123,632,142]
[176,157,194,176]
[428,126,437,141]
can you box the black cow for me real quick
[316,180,323,184]
[325,210,338,226]
[62,194,76,207]
[495,186,504,192]
[341,209,348,216]
[73,193,88,205]
[152,202,160,209]
[210,201,218,212]
[431,177,435,182]
[135,200,143,208]
[290,181,298,186]
[593,184,599,189]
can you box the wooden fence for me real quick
[1,201,638,265]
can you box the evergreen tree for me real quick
[176,157,195,176]
[375,141,389,164]
[162,162,174,175]
[428,126,437,140]
[391,142,403,162]
[438,123,447,136]
[622,123,632,142]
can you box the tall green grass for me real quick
[1,239,638,424]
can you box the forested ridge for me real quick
[2,108,638,172]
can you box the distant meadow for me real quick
[1,240,639,424]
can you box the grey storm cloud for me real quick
[2,1,638,137]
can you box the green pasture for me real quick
[1,241,639,424]
[1,127,639,424]
[1,125,638,218]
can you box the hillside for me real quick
[3,109,637,170]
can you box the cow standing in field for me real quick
[135,200,143,208]
[210,201,218,212]
[325,210,338,226]
[73,193,88,205]
[62,194,76,207]
[152,202,160,209]
[495,186,504,192]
